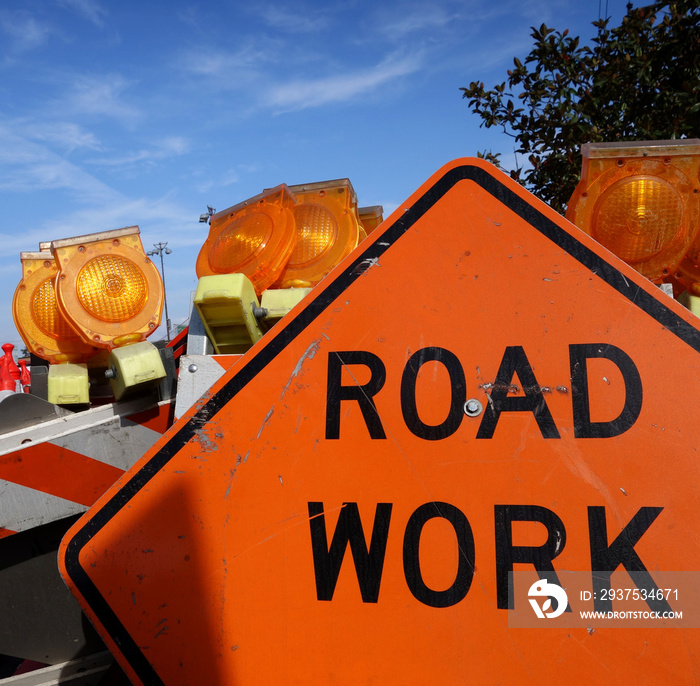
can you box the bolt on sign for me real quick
[60,159,700,685]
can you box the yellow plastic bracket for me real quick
[260,287,312,329]
[107,341,166,401]
[678,290,700,319]
[47,363,90,405]
[194,274,265,354]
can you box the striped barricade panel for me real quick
[0,398,173,537]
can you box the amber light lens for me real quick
[52,226,164,349]
[290,204,338,266]
[196,185,297,294]
[277,180,363,288]
[566,140,700,282]
[77,255,148,322]
[33,277,81,339]
[208,213,274,273]
[13,252,96,363]
[592,176,684,263]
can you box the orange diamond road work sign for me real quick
[60,159,700,685]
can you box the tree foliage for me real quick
[462,1,700,212]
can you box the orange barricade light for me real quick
[51,226,164,350]
[566,139,700,282]
[359,205,384,235]
[277,179,364,288]
[12,251,96,364]
[196,184,297,294]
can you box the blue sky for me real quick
[0,0,628,352]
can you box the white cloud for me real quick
[0,188,199,259]
[87,137,190,167]
[197,168,239,193]
[19,121,101,153]
[40,195,197,245]
[262,52,423,112]
[218,169,241,187]
[183,43,274,79]
[159,137,189,156]
[255,4,332,33]
[375,4,455,38]
[0,10,51,53]
[195,163,262,194]
[60,73,140,122]
[0,123,118,206]
[58,0,107,28]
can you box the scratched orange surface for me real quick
[61,159,700,685]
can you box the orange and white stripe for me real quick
[0,397,173,537]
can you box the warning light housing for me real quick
[13,251,96,364]
[51,226,164,350]
[196,185,297,295]
[277,179,363,288]
[566,139,700,282]
[196,180,371,297]
[359,205,384,235]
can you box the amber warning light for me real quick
[196,179,374,295]
[13,226,166,404]
[13,251,97,365]
[566,139,700,283]
[51,226,164,350]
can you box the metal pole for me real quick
[149,242,171,342]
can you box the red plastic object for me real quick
[2,344,20,382]
[18,359,31,393]
[0,351,16,391]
